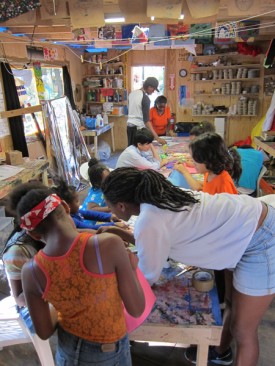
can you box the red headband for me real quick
[20,194,62,231]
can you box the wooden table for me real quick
[156,137,203,184]
[130,264,222,366]
[81,123,115,158]
[0,159,49,200]
[254,136,275,158]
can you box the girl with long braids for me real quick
[18,187,145,366]
[101,167,275,366]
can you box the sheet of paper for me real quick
[0,165,25,181]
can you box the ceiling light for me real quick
[151,16,155,21]
[105,17,125,23]
[179,14,184,20]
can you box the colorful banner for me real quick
[33,62,45,100]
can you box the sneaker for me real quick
[184,345,233,365]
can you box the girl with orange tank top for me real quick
[18,188,145,366]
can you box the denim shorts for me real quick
[55,326,132,366]
[233,205,275,296]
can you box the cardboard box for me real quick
[5,150,23,166]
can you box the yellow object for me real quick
[163,144,167,154]
[251,116,265,148]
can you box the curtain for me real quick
[62,66,76,110]
[0,62,28,157]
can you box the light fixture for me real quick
[179,14,184,20]
[105,17,125,23]
[151,16,155,21]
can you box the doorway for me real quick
[131,66,165,107]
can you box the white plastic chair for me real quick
[237,165,267,197]
[0,296,55,366]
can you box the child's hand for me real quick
[185,158,195,168]
[96,226,114,234]
[174,162,189,175]
[157,137,166,145]
[126,249,139,270]
[111,214,120,222]
[115,221,130,229]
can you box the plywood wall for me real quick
[0,33,83,155]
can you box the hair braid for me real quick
[102,168,199,212]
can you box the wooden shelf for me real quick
[192,114,257,117]
[192,78,260,82]
[191,64,261,71]
[194,93,259,97]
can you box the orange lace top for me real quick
[34,233,126,343]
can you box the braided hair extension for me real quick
[101,167,199,212]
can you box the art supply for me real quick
[192,270,214,292]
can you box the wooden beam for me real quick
[7,26,72,34]
[0,105,42,119]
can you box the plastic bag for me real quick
[87,140,111,160]
[123,268,156,333]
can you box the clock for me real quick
[179,68,188,77]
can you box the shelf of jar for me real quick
[190,64,261,72]
[192,78,260,82]
[193,93,259,97]
[192,114,257,117]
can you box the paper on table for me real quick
[0,165,25,181]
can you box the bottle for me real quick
[113,90,119,103]
[96,114,104,128]
[103,112,109,125]
[86,90,92,101]
[91,89,96,102]
[169,113,175,131]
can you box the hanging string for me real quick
[0,8,274,65]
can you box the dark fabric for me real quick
[0,0,40,22]
[127,125,137,146]
[0,62,28,157]
[141,92,150,123]
[62,66,76,110]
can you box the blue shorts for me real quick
[234,205,275,296]
[55,326,131,366]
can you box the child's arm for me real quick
[22,261,57,339]
[79,209,112,222]
[174,162,203,191]
[97,226,135,244]
[94,234,145,317]
[73,216,115,230]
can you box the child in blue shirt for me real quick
[52,181,120,230]
[81,158,111,212]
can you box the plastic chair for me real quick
[237,165,267,197]
[0,296,55,366]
